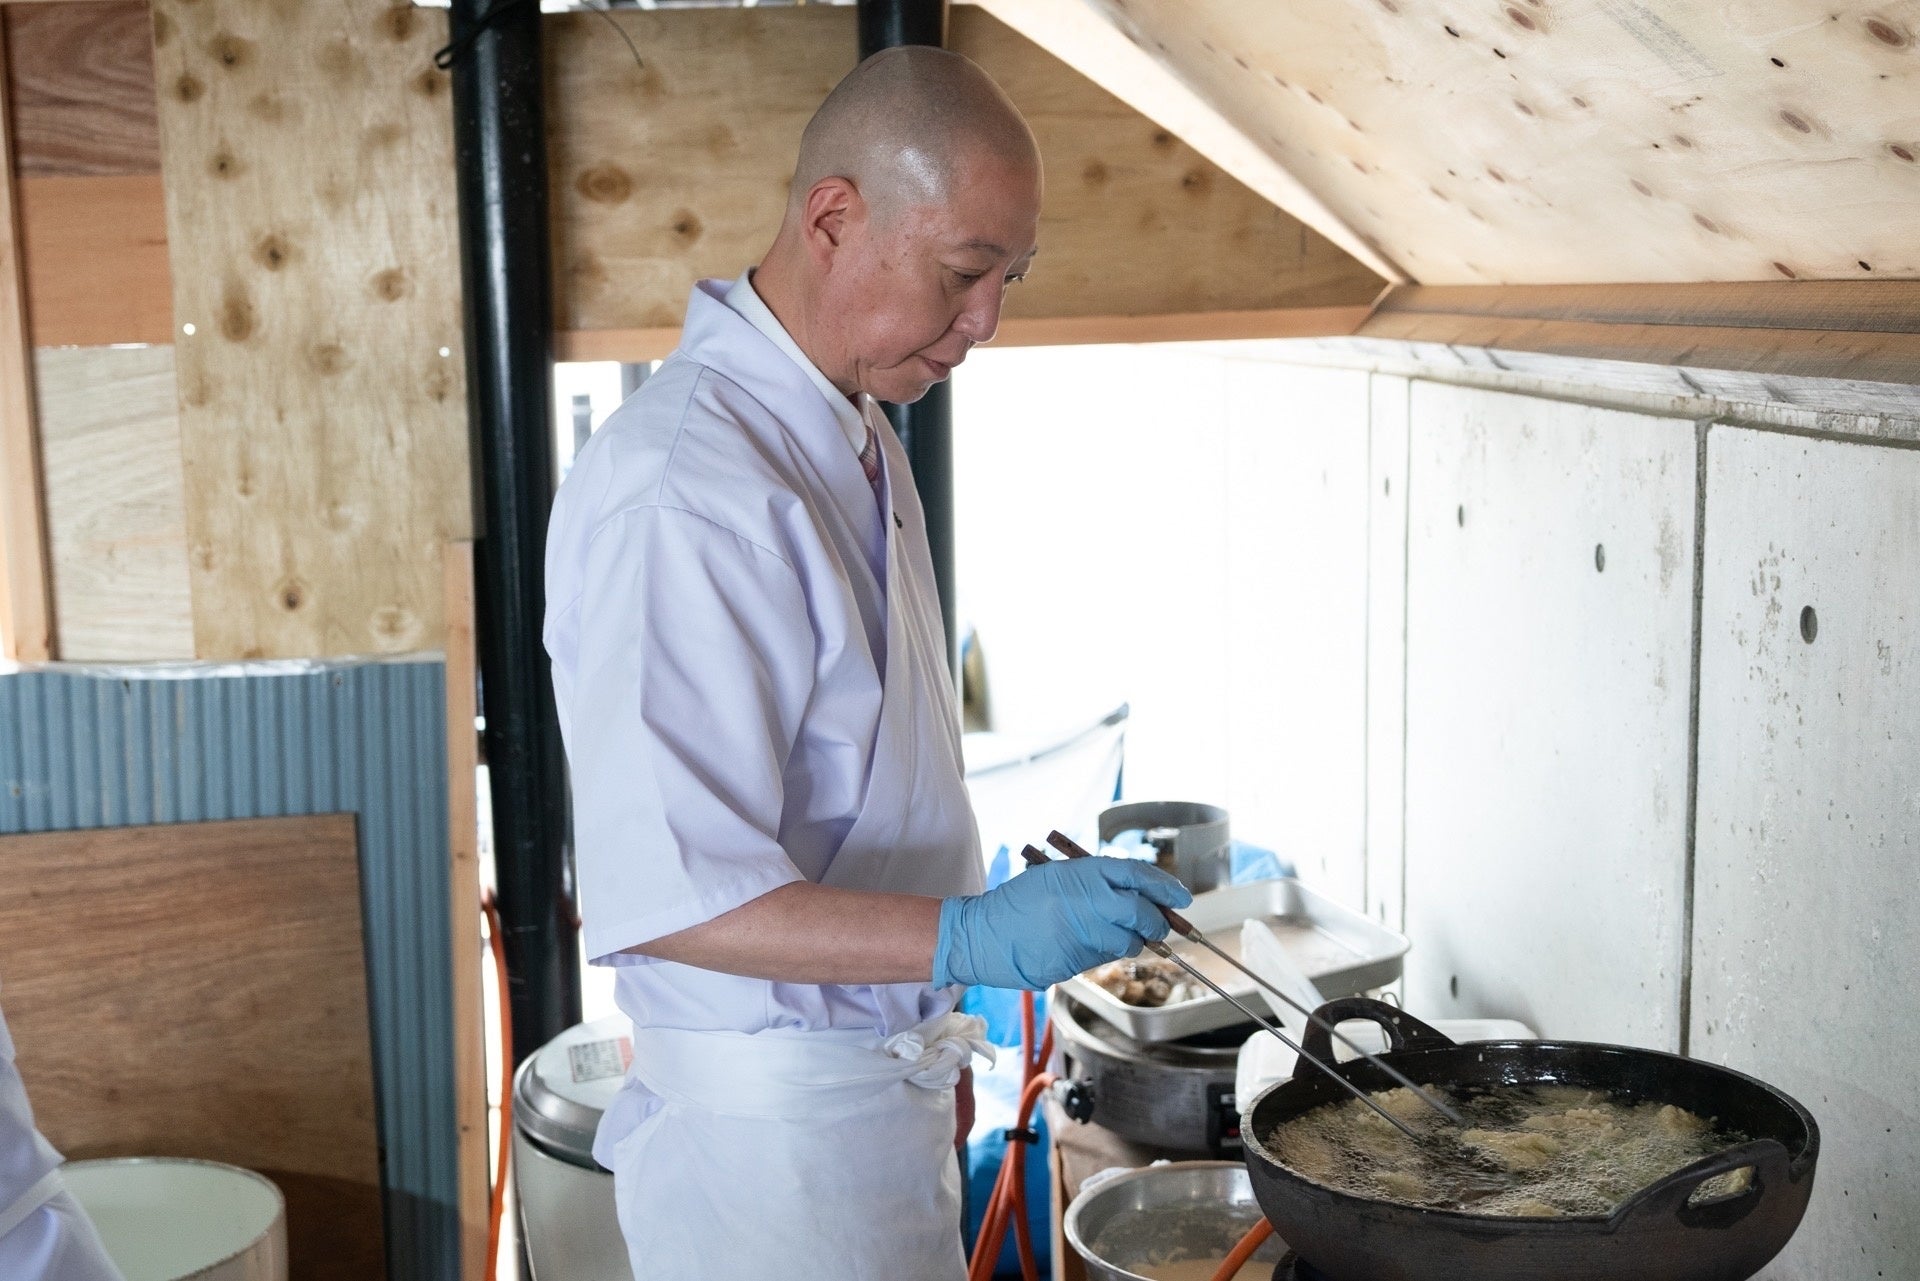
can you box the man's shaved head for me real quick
[752,46,1043,405]
[790,45,1040,220]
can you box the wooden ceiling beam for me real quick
[1360,282,1920,385]
[963,0,1403,283]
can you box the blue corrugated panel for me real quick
[0,661,458,1281]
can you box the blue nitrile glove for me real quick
[932,857,1195,990]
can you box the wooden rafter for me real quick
[0,15,53,661]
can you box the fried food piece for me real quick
[1462,1127,1564,1172]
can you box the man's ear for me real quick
[801,177,860,267]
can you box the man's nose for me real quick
[952,284,1005,345]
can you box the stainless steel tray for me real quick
[1057,877,1409,1042]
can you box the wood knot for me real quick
[1571,95,1590,108]
[670,210,703,240]
[1631,178,1653,196]
[1889,143,1916,162]
[308,342,349,376]
[152,11,174,47]
[1151,130,1174,147]
[1181,169,1209,190]
[1082,160,1108,185]
[1772,261,1797,278]
[1779,109,1812,133]
[252,233,292,271]
[371,267,409,301]
[1506,7,1537,30]
[247,91,288,123]
[576,165,633,205]
[278,579,307,612]
[412,67,445,98]
[220,284,255,341]
[175,73,205,105]
[381,5,416,41]
[208,32,253,71]
[1693,212,1723,234]
[208,145,244,179]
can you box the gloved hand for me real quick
[932,857,1195,990]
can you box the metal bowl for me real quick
[1065,1160,1286,1281]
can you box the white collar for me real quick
[724,271,869,456]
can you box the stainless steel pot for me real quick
[1101,801,1231,894]
[1065,1161,1287,1281]
[1051,995,1245,1154]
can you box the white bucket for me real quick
[61,1158,287,1281]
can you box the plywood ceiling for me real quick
[1056,0,1920,283]
[548,6,1383,348]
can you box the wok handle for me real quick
[1292,997,1457,1082]
[1608,1137,1791,1232]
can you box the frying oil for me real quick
[1268,1084,1751,1217]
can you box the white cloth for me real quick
[0,1006,124,1281]
[544,276,987,1278]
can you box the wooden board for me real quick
[5,2,173,347]
[1058,0,1920,284]
[0,815,386,1281]
[151,0,470,660]
[0,16,52,661]
[36,343,193,660]
[546,6,1382,342]
[442,541,487,1281]
[1359,281,1920,384]
[1691,426,1920,1280]
[17,173,173,347]
[3,0,160,177]
[1401,382,1698,1047]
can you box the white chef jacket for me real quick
[544,274,984,1045]
[0,1003,124,1281]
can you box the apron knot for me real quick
[884,1012,996,1090]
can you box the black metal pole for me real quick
[857,0,959,680]
[448,0,581,1068]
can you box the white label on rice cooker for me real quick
[568,1036,633,1083]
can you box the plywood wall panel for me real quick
[1692,426,1920,1280]
[0,815,386,1281]
[3,0,161,178]
[546,6,1381,342]
[1402,382,1698,1046]
[150,0,469,660]
[36,343,193,660]
[1068,0,1920,284]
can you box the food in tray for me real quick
[1086,956,1203,1007]
[1268,1084,1752,1217]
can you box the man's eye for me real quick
[951,270,984,285]
[1004,272,1028,286]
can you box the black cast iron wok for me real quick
[1240,998,1819,1281]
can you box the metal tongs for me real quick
[1024,831,1462,1140]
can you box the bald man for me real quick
[545,48,1189,1279]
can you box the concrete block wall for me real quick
[1261,357,1917,1281]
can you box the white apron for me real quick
[0,1005,124,1281]
[603,399,989,1281]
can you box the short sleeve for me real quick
[567,505,815,963]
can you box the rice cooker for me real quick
[512,1015,636,1281]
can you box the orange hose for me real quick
[1211,1218,1274,1281]
[970,1069,1056,1281]
[482,890,513,1281]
